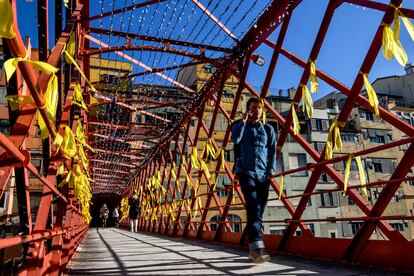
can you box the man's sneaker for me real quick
[248,249,270,263]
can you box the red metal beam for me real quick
[344,0,414,19]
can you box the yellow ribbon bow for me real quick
[291,105,300,135]
[309,59,318,93]
[38,74,59,139]
[361,72,380,118]
[4,57,59,83]
[0,0,16,39]
[325,120,344,160]
[300,84,314,118]
[381,4,414,66]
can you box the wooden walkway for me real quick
[66,228,394,275]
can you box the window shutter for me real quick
[322,120,329,131]
[362,130,368,140]
[311,119,317,130]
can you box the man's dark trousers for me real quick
[238,173,270,251]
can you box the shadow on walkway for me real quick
[66,228,401,275]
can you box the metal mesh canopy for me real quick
[85,0,275,194]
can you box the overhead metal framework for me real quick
[0,0,414,274]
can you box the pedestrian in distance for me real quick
[129,193,140,232]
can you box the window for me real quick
[224,150,234,162]
[393,192,400,203]
[321,172,331,182]
[369,136,385,144]
[373,162,383,173]
[365,111,374,121]
[276,153,284,173]
[351,222,363,235]
[289,154,307,176]
[341,133,358,143]
[203,64,216,74]
[311,119,328,132]
[216,175,231,197]
[314,142,326,153]
[0,192,7,210]
[0,119,10,136]
[29,153,43,177]
[210,214,241,232]
[308,223,315,235]
[327,99,335,109]
[222,90,234,98]
[320,192,337,207]
[390,223,404,231]
[100,74,120,85]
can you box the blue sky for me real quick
[14,0,414,100]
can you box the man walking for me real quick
[231,97,276,263]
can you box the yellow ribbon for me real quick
[56,163,65,176]
[361,72,380,118]
[6,95,35,111]
[4,57,59,83]
[343,154,353,195]
[191,147,200,169]
[65,31,76,64]
[213,148,225,170]
[291,105,300,135]
[171,168,177,180]
[325,120,344,160]
[279,174,284,199]
[200,160,212,181]
[300,84,314,118]
[205,139,216,160]
[0,0,16,39]
[343,154,368,198]
[120,197,130,222]
[309,59,318,93]
[63,50,97,93]
[61,125,78,159]
[76,120,94,152]
[261,98,267,125]
[38,74,59,139]
[381,4,414,66]
[73,83,88,111]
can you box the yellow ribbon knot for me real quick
[381,4,414,66]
